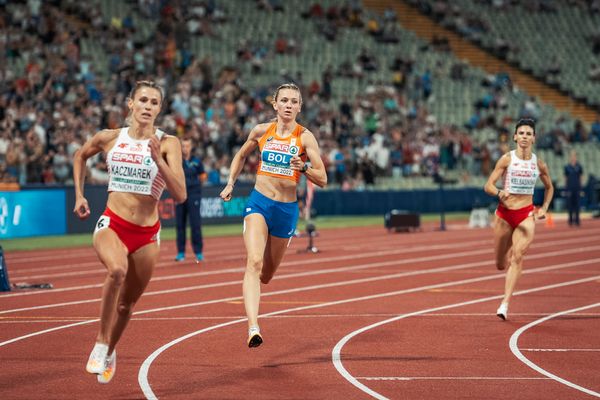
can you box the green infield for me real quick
[1,213,469,251]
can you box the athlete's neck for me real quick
[515,147,532,160]
[276,120,297,137]
[128,124,155,139]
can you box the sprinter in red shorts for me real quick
[72,81,186,383]
[484,118,553,320]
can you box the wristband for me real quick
[497,189,501,197]
[300,164,309,173]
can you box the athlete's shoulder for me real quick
[253,122,273,133]
[299,127,318,145]
[496,151,511,167]
[249,122,272,140]
[95,128,120,143]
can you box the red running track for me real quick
[1,219,599,399]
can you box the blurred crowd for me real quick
[1,0,599,189]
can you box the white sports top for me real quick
[106,127,166,199]
[502,150,539,195]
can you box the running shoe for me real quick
[247,326,263,348]
[175,252,185,262]
[86,343,108,374]
[97,350,116,384]
[195,253,204,262]
[496,303,508,320]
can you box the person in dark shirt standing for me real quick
[564,150,583,226]
[175,138,206,261]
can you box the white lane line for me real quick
[509,302,600,398]
[5,313,599,323]
[522,348,600,352]
[7,228,597,283]
[1,252,598,348]
[8,237,489,281]
[331,277,600,400]
[2,240,597,313]
[356,376,552,381]
[0,267,246,298]
[0,246,496,312]
[139,274,600,400]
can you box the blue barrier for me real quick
[2,184,558,238]
[0,190,66,239]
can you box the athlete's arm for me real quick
[295,130,327,188]
[484,152,510,202]
[72,129,116,219]
[154,134,187,203]
[536,158,554,219]
[219,124,264,201]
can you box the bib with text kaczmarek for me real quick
[106,127,166,199]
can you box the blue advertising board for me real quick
[0,190,67,239]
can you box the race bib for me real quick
[94,215,110,235]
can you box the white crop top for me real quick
[106,127,166,199]
[502,150,539,195]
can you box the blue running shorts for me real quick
[243,189,299,238]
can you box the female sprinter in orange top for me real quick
[484,118,553,320]
[73,81,186,383]
[219,83,327,347]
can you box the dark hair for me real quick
[272,83,302,105]
[128,80,165,105]
[514,118,536,135]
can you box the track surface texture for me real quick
[1,219,599,399]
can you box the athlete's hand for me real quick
[290,155,304,171]
[536,207,547,220]
[74,197,91,220]
[149,134,162,163]
[220,184,233,202]
[497,190,509,203]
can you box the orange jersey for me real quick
[256,122,307,183]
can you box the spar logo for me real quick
[264,142,291,153]
[112,152,144,164]
[143,156,153,166]
[289,145,299,155]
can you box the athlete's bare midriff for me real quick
[254,174,297,202]
[501,193,533,210]
[106,191,159,226]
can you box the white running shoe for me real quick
[496,303,508,320]
[247,326,263,348]
[86,343,108,374]
[97,350,116,384]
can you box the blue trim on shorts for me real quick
[243,189,299,238]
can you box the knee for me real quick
[107,266,127,286]
[116,301,134,317]
[246,254,263,275]
[511,252,524,268]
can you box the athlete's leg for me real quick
[106,242,159,354]
[189,195,203,255]
[493,215,513,270]
[175,202,187,254]
[260,235,291,284]
[93,229,129,345]
[242,214,269,329]
[502,216,535,304]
